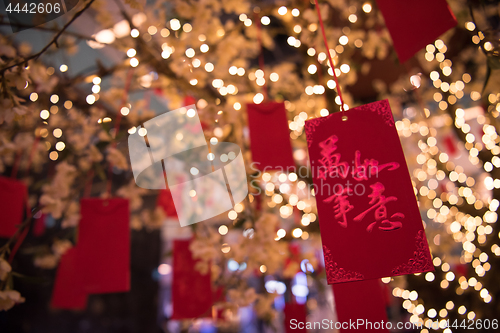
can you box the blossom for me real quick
[33,255,58,269]
[0,290,25,311]
[227,287,257,307]
[116,180,148,211]
[34,239,73,269]
[0,258,12,281]
[254,293,277,321]
[106,147,130,171]
[39,162,77,219]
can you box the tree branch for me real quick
[0,20,97,42]
[0,0,96,74]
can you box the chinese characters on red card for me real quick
[305,100,433,283]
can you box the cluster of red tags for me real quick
[248,0,456,330]
[1,0,457,330]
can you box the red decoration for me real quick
[157,189,178,218]
[284,302,307,333]
[376,0,457,63]
[443,134,458,156]
[33,214,46,237]
[51,248,88,310]
[246,102,295,171]
[171,239,213,319]
[305,100,433,283]
[78,198,130,294]
[332,279,390,332]
[0,177,27,238]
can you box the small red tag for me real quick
[376,0,457,62]
[51,248,88,310]
[78,198,130,294]
[0,177,27,238]
[332,279,390,332]
[171,239,213,319]
[246,102,295,170]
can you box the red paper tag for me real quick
[305,100,433,283]
[78,198,130,294]
[171,239,213,319]
[0,177,27,238]
[246,102,295,170]
[284,303,307,333]
[157,189,178,218]
[332,279,390,332]
[376,0,457,63]
[51,248,88,310]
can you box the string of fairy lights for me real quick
[388,20,500,331]
[23,1,500,331]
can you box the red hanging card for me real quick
[33,213,46,237]
[0,177,27,238]
[332,279,390,332]
[305,100,433,283]
[78,198,130,294]
[51,248,88,310]
[284,302,307,333]
[157,189,178,218]
[171,239,213,319]
[246,102,295,170]
[376,0,457,63]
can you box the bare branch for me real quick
[0,0,96,74]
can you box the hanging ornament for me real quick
[376,0,457,62]
[171,239,213,319]
[305,100,433,283]
[157,189,178,218]
[246,102,295,171]
[77,198,130,293]
[284,302,307,333]
[51,248,88,310]
[0,177,27,238]
[332,279,390,332]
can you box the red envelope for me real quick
[157,189,178,218]
[246,102,295,171]
[51,248,88,310]
[0,177,27,238]
[171,239,213,319]
[284,302,307,333]
[305,100,433,283]
[376,0,457,63]
[78,198,130,294]
[332,279,389,332]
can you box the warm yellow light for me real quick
[219,225,228,235]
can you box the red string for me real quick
[106,68,134,196]
[313,0,345,113]
[254,12,268,101]
[316,56,330,108]
[84,168,94,198]
[10,152,22,179]
[8,226,29,263]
